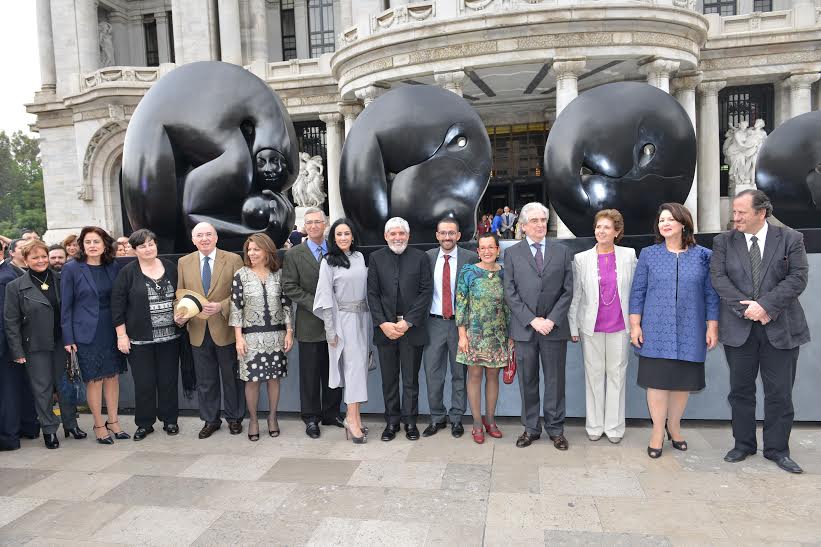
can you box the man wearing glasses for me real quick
[421,218,478,438]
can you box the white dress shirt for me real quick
[430,247,458,315]
[525,235,545,258]
[744,221,768,256]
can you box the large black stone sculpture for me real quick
[122,61,298,252]
[340,85,492,245]
[543,82,696,237]
[755,110,821,228]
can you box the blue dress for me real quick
[77,265,126,381]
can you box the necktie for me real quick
[532,242,544,272]
[202,256,211,294]
[442,255,453,319]
[316,246,324,262]
[750,235,761,300]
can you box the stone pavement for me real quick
[1,415,820,546]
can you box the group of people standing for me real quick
[0,190,809,474]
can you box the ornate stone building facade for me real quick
[27,0,821,242]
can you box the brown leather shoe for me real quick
[198,423,220,439]
[228,421,243,435]
[515,431,540,448]
[549,434,569,450]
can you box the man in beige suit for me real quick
[176,222,245,439]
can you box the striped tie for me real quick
[750,235,761,300]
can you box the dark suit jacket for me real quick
[60,259,121,346]
[0,261,24,357]
[281,242,326,343]
[4,270,62,359]
[425,246,479,307]
[112,258,179,342]
[367,246,433,346]
[503,238,573,342]
[710,223,810,350]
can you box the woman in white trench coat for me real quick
[313,218,372,444]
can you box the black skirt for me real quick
[637,356,705,392]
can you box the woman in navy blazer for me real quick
[61,226,128,444]
[629,203,719,459]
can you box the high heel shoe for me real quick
[93,424,114,445]
[481,416,503,439]
[343,419,367,444]
[267,417,280,438]
[248,420,260,442]
[471,426,485,444]
[647,446,663,459]
[665,424,688,451]
[105,420,130,440]
[64,426,87,439]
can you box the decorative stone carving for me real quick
[81,120,129,201]
[723,119,767,195]
[98,20,115,67]
[639,59,680,92]
[291,152,326,207]
[82,67,160,91]
[339,26,359,45]
[355,83,390,107]
[372,2,435,33]
[433,70,466,96]
[672,0,696,10]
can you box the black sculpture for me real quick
[340,85,491,245]
[121,61,298,252]
[755,111,821,228]
[543,82,696,237]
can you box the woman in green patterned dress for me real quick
[456,233,513,444]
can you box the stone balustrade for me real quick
[267,58,324,79]
[717,9,795,35]
[371,2,436,34]
[80,66,163,92]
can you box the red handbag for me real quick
[503,347,516,384]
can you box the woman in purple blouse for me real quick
[568,210,637,444]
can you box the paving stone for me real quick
[484,492,602,543]
[261,457,361,485]
[380,488,489,526]
[0,468,56,496]
[192,510,316,546]
[278,484,387,520]
[306,516,429,546]
[595,497,728,539]
[539,467,644,498]
[0,496,48,529]
[0,500,125,540]
[97,475,218,507]
[489,462,541,494]
[180,454,278,481]
[543,530,672,546]
[13,471,130,502]
[92,505,221,546]
[193,480,298,514]
[348,461,446,489]
[441,463,491,493]
[101,451,196,477]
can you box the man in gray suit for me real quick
[503,202,573,449]
[710,189,810,474]
[421,218,478,438]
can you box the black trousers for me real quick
[191,327,246,425]
[378,339,424,426]
[724,322,799,459]
[0,356,39,449]
[129,339,180,428]
[298,340,341,423]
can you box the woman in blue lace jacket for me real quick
[629,203,719,459]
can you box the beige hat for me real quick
[175,289,210,320]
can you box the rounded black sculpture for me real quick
[122,61,298,252]
[340,85,491,245]
[543,82,696,237]
[755,110,821,228]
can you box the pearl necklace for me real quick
[596,246,618,307]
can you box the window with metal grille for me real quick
[308,0,335,58]
[718,84,774,196]
[752,0,771,12]
[144,16,159,66]
[703,0,736,16]
[281,0,297,60]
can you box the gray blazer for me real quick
[710,223,810,350]
[282,242,326,343]
[426,245,479,293]
[503,238,574,342]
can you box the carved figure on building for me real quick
[543,82,696,236]
[291,152,326,207]
[723,119,767,194]
[755,110,821,228]
[121,61,299,252]
[99,20,115,67]
[339,85,492,245]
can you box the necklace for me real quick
[595,246,618,307]
[31,270,50,290]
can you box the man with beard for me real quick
[367,218,433,441]
[48,245,67,271]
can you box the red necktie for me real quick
[442,255,453,319]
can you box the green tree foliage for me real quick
[0,131,46,239]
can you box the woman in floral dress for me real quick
[456,232,512,444]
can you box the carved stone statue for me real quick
[723,119,767,195]
[98,21,115,67]
[291,152,326,207]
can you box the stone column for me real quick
[108,12,131,66]
[671,71,702,231]
[268,0,284,61]
[787,72,821,118]
[552,58,586,238]
[341,0,353,30]
[248,0,269,62]
[171,0,218,63]
[639,59,680,93]
[773,78,790,128]
[355,83,389,107]
[434,70,466,96]
[339,101,363,137]
[36,0,56,91]
[294,0,310,59]
[155,11,172,64]
[75,0,99,74]
[696,80,726,233]
[219,0,243,64]
[320,113,345,222]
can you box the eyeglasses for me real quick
[194,233,215,239]
[437,231,458,237]
[305,220,325,226]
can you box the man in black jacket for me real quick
[367,218,433,441]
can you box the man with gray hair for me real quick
[367,217,433,441]
[504,202,574,450]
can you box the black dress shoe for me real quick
[198,423,220,439]
[549,434,569,451]
[43,433,59,449]
[133,426,155,441]
[21,432,40,440]
[163,423,179,436]
[766,455,803,474]
[516,432,540,448]
[306,422,321,439]
[381,424,399,442]
[228,421,243,435]
[64,426,87,439]
[723,448,755,463]
[451,422,464,438]
[422,422,447,437]
[321,417,345,428]
[405,424,420,441]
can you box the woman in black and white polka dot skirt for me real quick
[230,233,293,441]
